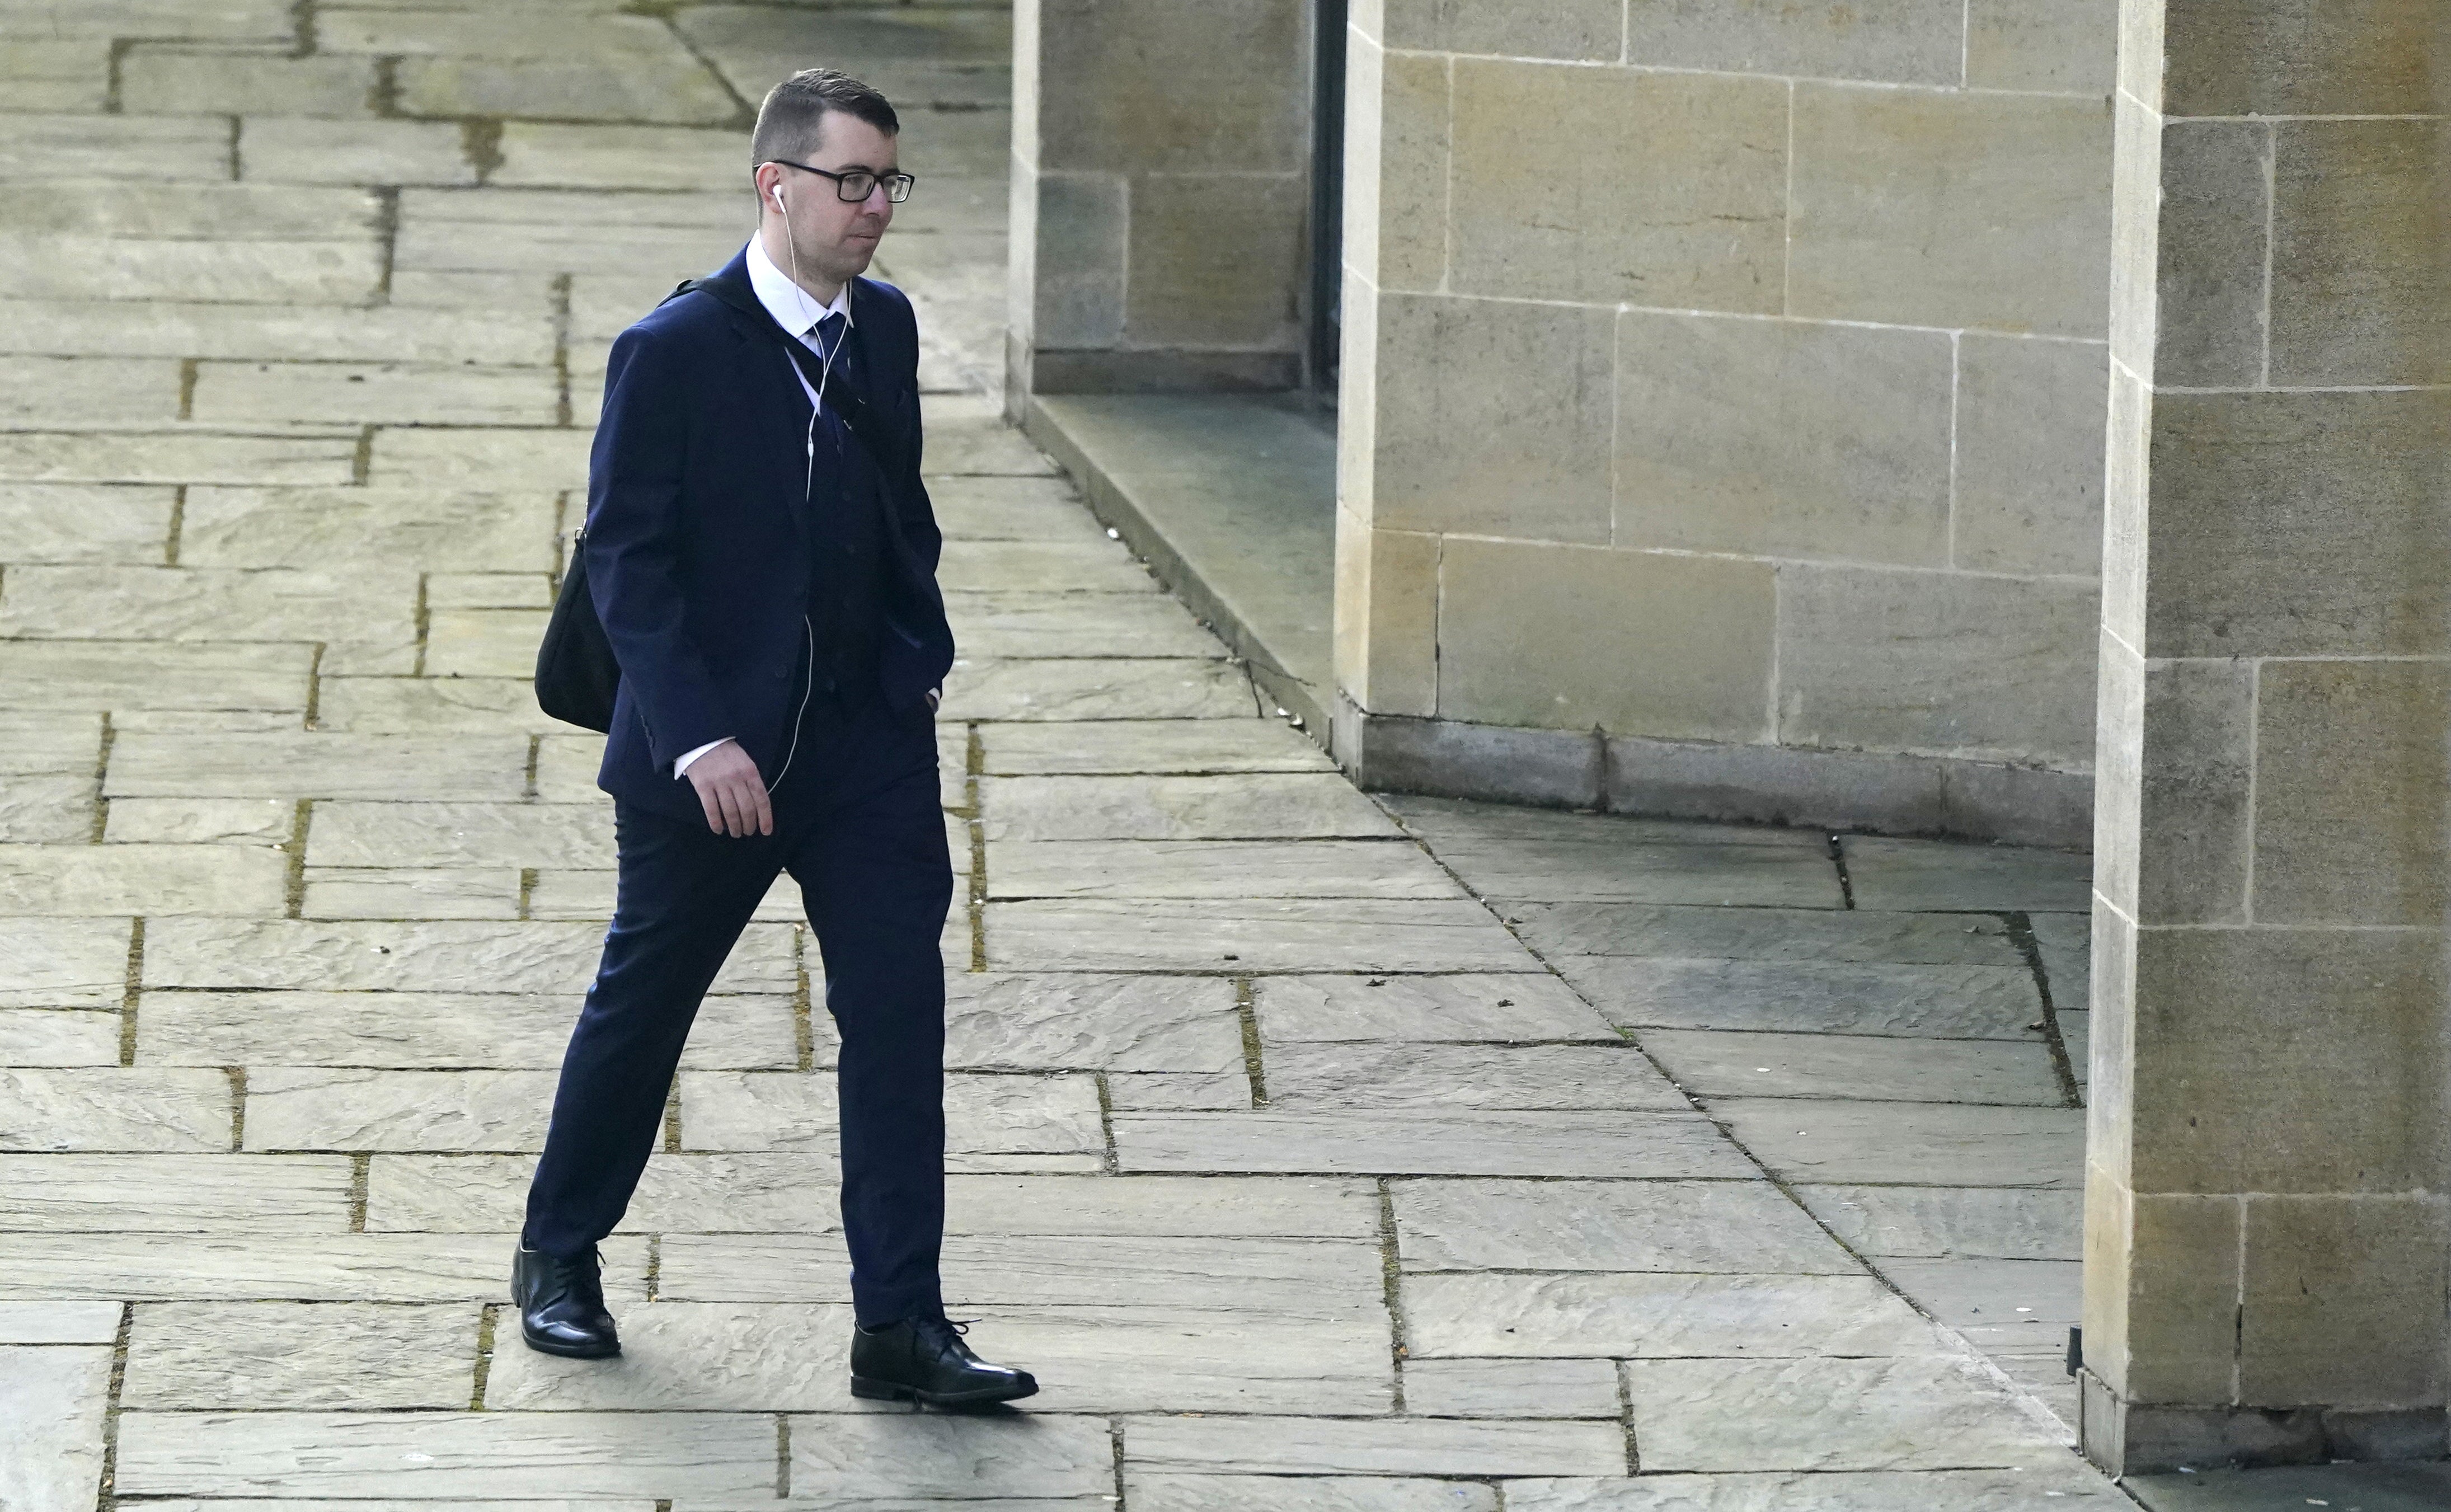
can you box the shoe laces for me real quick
[911,1314,976,1355]
[552,1245,607,1308]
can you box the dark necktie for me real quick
[810,311,853,390]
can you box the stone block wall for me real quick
[1334,0,2119,842]
[2080,0,2451,1474]
[1006,0,1314,395]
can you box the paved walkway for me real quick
[0,3,2126,1507]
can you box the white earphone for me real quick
[771,184,786,213]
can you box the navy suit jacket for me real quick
[583,247,955,821]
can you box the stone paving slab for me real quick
[936,1304,1396,1413]
[176,486,559,572]
[104,796,294,845]
[115,1410,780,1499]
[486,1300,858,1412]
[107,732,531,799]
[3,0,290,42]
[2,917,145,1006]
[0,1154,350,1231]
[0,429,360,488]
[0,298,554,364]
[1129,1472,1499,1512]
[1124,1415,1627,1478]
[948,590,1224,658]
[0,353,182,423]
[2124,1462,2451,1512]
[1107,1069,1248,1109]
[1619,1355,2069,1472]
[942,973,1242,1071]
[0,481,174,563]
[0,1299,121,1344]
[1253,973,1621,1043]
[937,658,1256,721]
[1795,1185,2083,1261]
[309,675,579,735]
[1114,1111,1755,1179]
[0,1233,650,1302]
[0,1342,111,1512]
[0,1007,120,1064]
[425,609,555,677]
[791,1411,1115,1501]
[309,800,617,868]
[0,565,419,673]
[299,866,523,921]
[0,772,94,842]
[674,2,1014,110]
[242,1067,557,1152]
[140,917,797,994]
[370,1159,1380,1239]
[1263,1042,1686,1111]
[656,1233,1381,1317]
[1501,1468,2127,1509]
[929,476,1114,541]
[137,989,797,1069]
[989,839,1460,900]
[365,427,593,491]
[1403,1356,1626,1419]
[1713,1100,2086,1187]
[0,1067,234,1151]
[981,717,1335,775]
[1420,840,1848,908]
[1839,836,2092,913]
[1403,1272,1943,1360]
[241,116,480,187]
[1557,957,2042,1039]
[1392,1178,1853,1275]
[1499,901,2026,964]
[988,899,1533,973]
[1877,1257,2082,1334]
[123,1300,483,1408]
[981,773,1398,841]
[678,1069,1105,1161]
[0,112,232,181]
[368,1153,837,1236]
[1640,1028,2065,1105]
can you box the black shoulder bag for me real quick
[532,278,909,735]
[533,523,621,732]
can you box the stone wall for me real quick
[1006,0,1314,396]
[2079,0,2451,1474]
[1334,0,2117,843]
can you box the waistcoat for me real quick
[783,339,891,707]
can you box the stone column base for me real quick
[2078,1370,2451,1475]
[1331,698,2093,849]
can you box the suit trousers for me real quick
[522,689,953,1327]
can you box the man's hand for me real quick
[684,740,773,838]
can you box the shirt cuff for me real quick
[673,737,734,777]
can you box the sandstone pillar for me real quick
[1332,2,2114,841]
[1005,0,1312,403]
[2081,0,2451,1473]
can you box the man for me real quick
[512,68,1036,1408]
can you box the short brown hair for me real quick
[750,69,898,166]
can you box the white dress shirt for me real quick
[670,238,854,780]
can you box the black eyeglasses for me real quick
[767,158,915,203]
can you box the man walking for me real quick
[513,68,1036,1408]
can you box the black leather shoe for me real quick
[850,1315,1037,1408]
[512,1244,620,1359]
